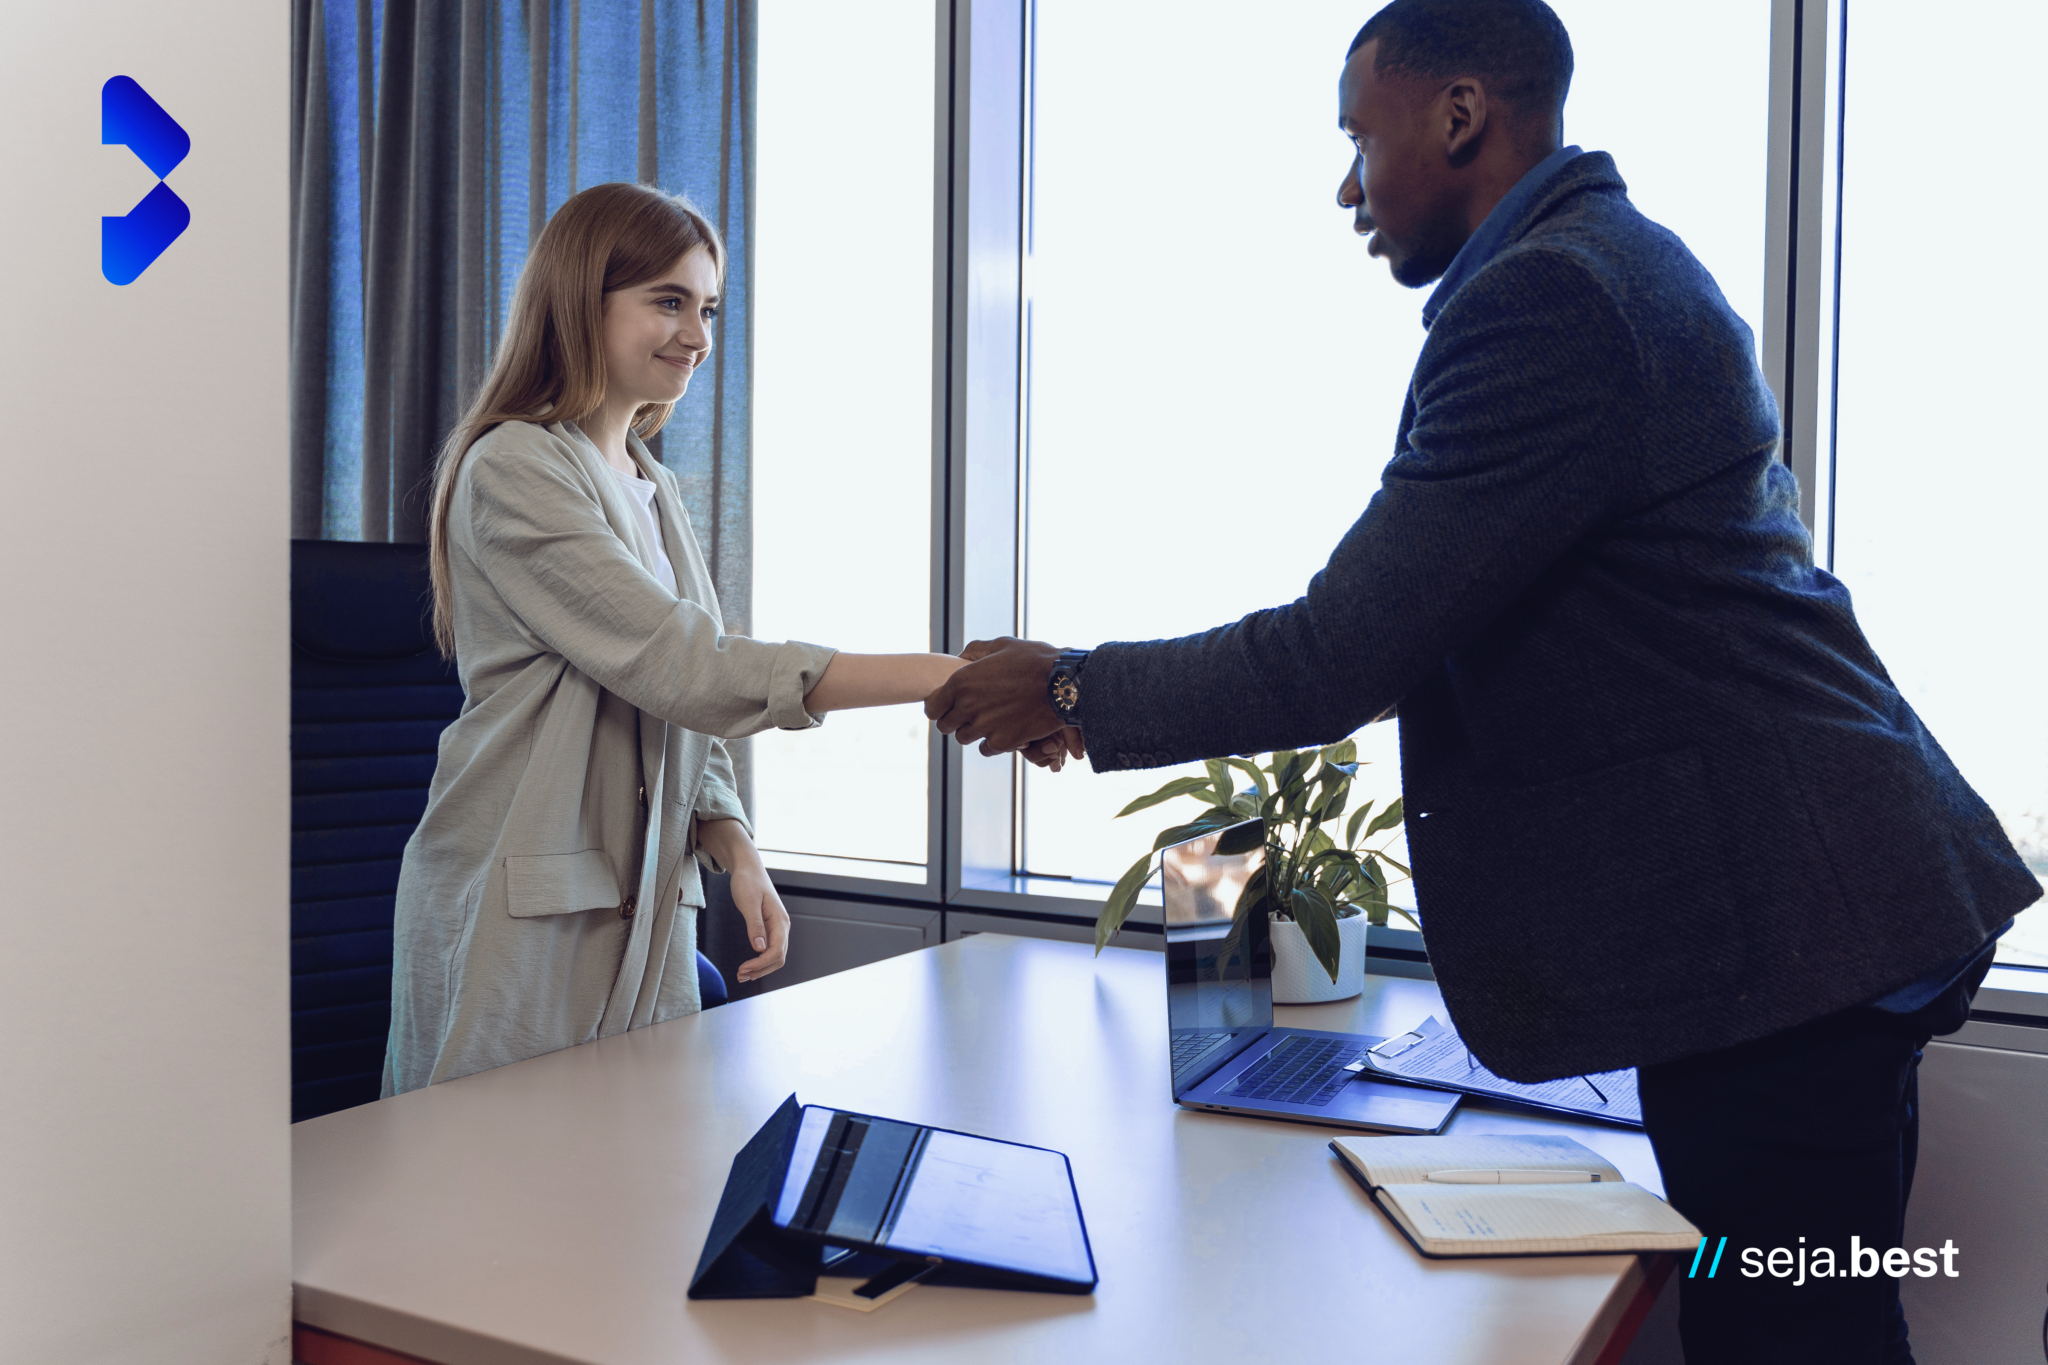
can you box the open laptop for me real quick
[1163,822,1461,1134]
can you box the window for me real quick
[1828,1,2047,965]
[1019,0,1774,890]
[751,0,938,883]
[742,0,2042,982]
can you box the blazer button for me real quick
[619,895,638,920]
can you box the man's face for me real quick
[1336,41,1469,289]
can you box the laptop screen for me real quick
[1162,822,1273,1097]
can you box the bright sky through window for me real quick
[751,0,937,869]
[1023,0,1772,887]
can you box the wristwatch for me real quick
[1047,648,1091,727]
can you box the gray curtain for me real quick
[288,0,756,651]
[289,0,762,908]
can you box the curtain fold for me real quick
[288,0,755,618]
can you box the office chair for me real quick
[289,539,725,1122]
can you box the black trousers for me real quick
[1637,962,1987,1365]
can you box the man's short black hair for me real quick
[1350,0,1574,133]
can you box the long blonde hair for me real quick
[427,182,726,656]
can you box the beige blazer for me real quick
[383,420,835,1095]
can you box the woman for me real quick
[384,183,960,1095]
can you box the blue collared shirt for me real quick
[1420,144,1582,330]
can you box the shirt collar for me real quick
[1420,144,1582,329]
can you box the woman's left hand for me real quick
[729,863,790,985]
[697,818,791,985]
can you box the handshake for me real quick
[924,636,1087,773]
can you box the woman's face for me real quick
[600,246,720,410]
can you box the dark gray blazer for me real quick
[1081,152,2038,1081]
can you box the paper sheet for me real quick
[1385,1181,1697,1245]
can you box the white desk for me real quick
[292,935,1670,1365]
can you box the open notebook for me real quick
[1332,1134,1700,1258]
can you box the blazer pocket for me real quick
[504,849,622,918]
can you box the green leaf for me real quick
[1290,886,1344,982]
[1363,796,1406,838]
[1215,819,1266,856]
[1116,776,1222,819]
[1215,864,1270,971]
[1229,791,1262,819]
[1311,776,1352,822]
[1272,749,1310,797]
[1234,862,1271,920]
[1095,851,1156,953]
[1226,757,1270,802]
[1259,790,1281,820]
[1320,738,1358,766]
[1151,809,1247,852]
[1204,759,1234,804]
[1376,851,1412,879]
[1297,845,1352,874]
[1345,800,1377,848]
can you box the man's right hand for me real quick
[926,636,1071,756]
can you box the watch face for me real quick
[1051,670,1080,716]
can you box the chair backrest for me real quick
[289,540,462,1121]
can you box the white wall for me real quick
[0,4,291,1362]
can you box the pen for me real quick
[1425,1169,1603,1184]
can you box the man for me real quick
[925,2,2039,1362]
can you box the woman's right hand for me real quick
[1020,727,1085,772]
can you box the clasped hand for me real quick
[924,636,1085,771]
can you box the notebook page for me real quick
[1383,1182,1697,1245]
[1334,1133,1622,1188]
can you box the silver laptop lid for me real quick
[1162,821,1272,1097]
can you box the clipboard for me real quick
[689,1096,1099,1300]
[1348,1017,1643,1127]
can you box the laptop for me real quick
[1163,822,1462,1134]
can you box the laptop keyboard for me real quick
[1222,1036,1365,1108]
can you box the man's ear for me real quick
[1440,76,1489,167]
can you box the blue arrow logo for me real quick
[102,77,190,284]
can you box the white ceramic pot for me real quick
[1269,911,1366,1003]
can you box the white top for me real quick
[610,465,678,594]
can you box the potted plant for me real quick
[1094,740,1415,1002]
